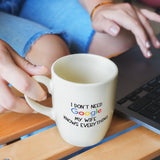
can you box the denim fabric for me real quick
[0,12,68,57]
[20,0,95,54]
[0,0,24,15]
[0,0,95,56]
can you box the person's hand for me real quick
[0,40,48,113]
[91,3,160,58]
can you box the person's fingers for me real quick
[139,8,160,48]
[93,4,151,57]
[0,79,34,113]
[92,16,120,36]
[137,11,160,49]
[0,44,47,101]
[8,45,48,75]
[1,64,47,101]
[135,34,152,58]
[0,40,48,76]
[91,3,157,57]
[112,15,151,57]
[141,8,160,23]
[129,20,152,57]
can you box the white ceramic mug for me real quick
[25,54,118,147]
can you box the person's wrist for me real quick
[90,1,114,20]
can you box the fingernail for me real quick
[29,82,47,101]
[147,50,152,57]
[35,65,46,70]
[42,95,47,101]
[146,41,150,48]
[110,26,119,35]
[156,40,160,47]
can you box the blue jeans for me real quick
[0,0,95,57]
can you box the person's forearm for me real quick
[78,0,114,14]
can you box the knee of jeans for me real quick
[25,34,70,70]
[29,34,69,52]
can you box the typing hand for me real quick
[91,3,160,58]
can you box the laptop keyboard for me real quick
[117,75,160,124]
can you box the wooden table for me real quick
[0,89,160,160]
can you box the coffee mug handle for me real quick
[24,76,55,120]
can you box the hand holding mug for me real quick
[25,54,118,147]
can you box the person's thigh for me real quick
[20,0,94,54]
[26,34,70,72]
[0,11,68,58]
[89,29,136,58]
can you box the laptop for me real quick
[111,36,160,135]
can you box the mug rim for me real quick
[51,53,118,86]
